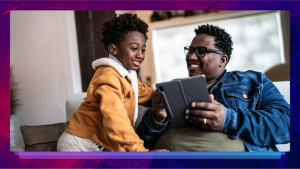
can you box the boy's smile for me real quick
[114,31,146,71]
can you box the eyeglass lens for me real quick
[185,47,206,57]
[195,47,206,57]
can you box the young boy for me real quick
[57,13,154,152]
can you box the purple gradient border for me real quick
[1,0,300,168]
[15,152,283,159]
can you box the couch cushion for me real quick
[20,122,69,151]
[135,105,150,130]
[25,142,58,151]
[273,81,290,104]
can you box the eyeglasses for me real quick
[184,46,224,58]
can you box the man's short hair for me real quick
[194,24,233,64]
[101,13,149,51]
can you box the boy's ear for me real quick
[107,44,117,55]
[107,45,115,55]
[219,54,228,67]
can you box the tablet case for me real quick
[156,75,210,128]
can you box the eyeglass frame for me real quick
[184,46,225,59]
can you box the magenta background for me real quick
[1,0,300,168]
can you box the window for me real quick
[152,11,284,82]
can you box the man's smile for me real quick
[188,62,200,69]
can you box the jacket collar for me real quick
[218,69,238,83]
[91,54,130,77]
[107,54,131,74]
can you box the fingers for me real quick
[186,102,226,131]
[153,108,167,123]
[152,91,162,104]
[190,93,221,109]
[186,116,210,128]
[185,109,216,119]
[152,90,160,97]
[152,97,162,104]
[152,90,167,122]
[209,94,214,103]
[190,101,216,110]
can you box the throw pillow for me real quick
[20,122,69,151]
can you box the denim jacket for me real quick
[136,70,290,152]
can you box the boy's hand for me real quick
[152,90,167,123]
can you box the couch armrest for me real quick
[66,92,87,122]
[276,143,290,152]
[272,81,290,152]
[10,143,25,152]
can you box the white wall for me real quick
[10,11,81,146]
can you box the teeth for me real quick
[133,61,140,65]
[191,64,199,67]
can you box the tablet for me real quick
[156,75,210,128]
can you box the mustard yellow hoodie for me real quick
[66,57,153,152]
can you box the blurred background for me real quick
[10,10,290,148]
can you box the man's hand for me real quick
[152,90,167,123]
[185,94,225,131]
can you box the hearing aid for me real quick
[108,43,116,55]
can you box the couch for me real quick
[10,81,290,152]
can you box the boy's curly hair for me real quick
[194,24,233,64]
[101,13,149,51]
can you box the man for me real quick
[136,24,290,152]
